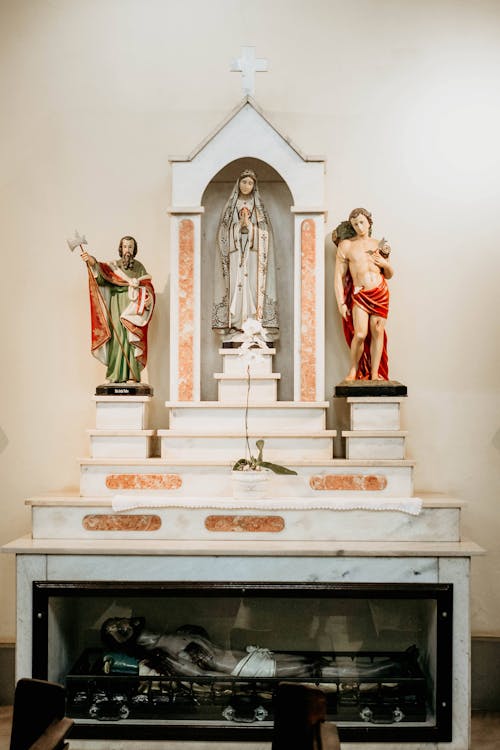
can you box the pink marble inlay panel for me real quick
[106,474,182,490]
[310,474,388,491]
[83,515,162,531]
[178,219,195,400]
[205,515,285,533]
[301,219,316,401]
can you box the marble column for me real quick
[168,209,203,401]
[293,211,325,402]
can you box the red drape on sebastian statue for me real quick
[342,274,389,380]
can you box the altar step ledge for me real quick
[26,493,462,544]
[165,401,329,432]
[79,458,414,497]
[157,431,336,461]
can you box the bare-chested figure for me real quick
[333,208,394,381]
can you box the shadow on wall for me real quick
[472,637,500,711]
[0,427,8,455]
[0,645,14,705]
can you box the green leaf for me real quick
[256,439,264,462]
[259,461,297,475]
[232,458,250,471]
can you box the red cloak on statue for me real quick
[342,273,389,380]
[87,262,155,379]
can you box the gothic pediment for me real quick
[171,96,323,164]
[169,98,325,209]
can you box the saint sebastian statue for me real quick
[81,237,155,383]
[333,209,393,381]
[212,169,279,343]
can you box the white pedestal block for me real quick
[158,432,335,462]
[344,432,407,460]
[88,430,154,459]
[79,459,414,498]
[220,348,275,375]
[215,373,280,402]
[94,397,151,430]
[166,402,327,433]
[348,397,402,430]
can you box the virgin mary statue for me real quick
[212,168,279,342]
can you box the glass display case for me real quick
[32,581,452,743]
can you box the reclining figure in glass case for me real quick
[101,617,316,678]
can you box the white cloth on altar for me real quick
[231,646,276,677]
[111,495,423,515]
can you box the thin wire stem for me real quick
[245,364,251,462]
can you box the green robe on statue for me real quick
[91,258,154,383]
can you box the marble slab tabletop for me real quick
[2,534,484,557]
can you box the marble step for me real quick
[157,431,336,461]
[79,458,414,497]
[94,395,152,430]
[347,396,404,430]
[165,401,328,432]
[26,493,462,544]
[220,347,276,375]
[342,430,408,459]
[87,430,155,459]
[214,373,280,402]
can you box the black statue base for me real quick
[95,383,153,397]
[334,380,407,397]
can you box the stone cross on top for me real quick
[231,46,268,96]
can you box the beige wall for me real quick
[1,0,499,638]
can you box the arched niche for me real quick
[200,157,294,400]
[168,98,326,403]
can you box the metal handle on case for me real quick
[222,704,269,723]
[360,706,404,724]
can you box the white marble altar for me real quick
[1,96,483,750]
[4,374,482,749]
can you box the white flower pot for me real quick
[232,470,270,500]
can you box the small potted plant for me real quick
[232,439,297,499]
[233,438,297,475]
